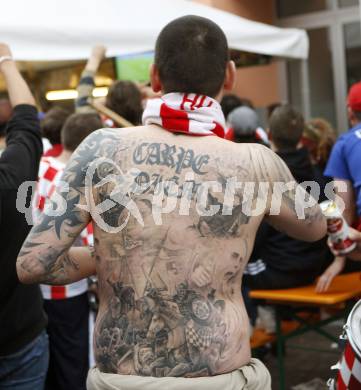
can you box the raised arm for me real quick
[75,45,106,113]
[0,43,35,106]
[16,129,112,284]
[0,43,42,187]
[253,145,327,242]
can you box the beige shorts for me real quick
[87,358,271,390]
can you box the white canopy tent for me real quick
[0,0,308,62]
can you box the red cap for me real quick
[348,81,361,112]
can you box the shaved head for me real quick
[155,15,229,97]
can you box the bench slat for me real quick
[249,272,361,305]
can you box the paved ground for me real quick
[260,321,344,389]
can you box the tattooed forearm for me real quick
[18,244,96,285]
[41,252,83,284]
[35,252,79,285]
[19,245,69,284]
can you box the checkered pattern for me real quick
[34,157,64,216]
[337,342,361,389]
[185,320,213,350]
[33,157,93,300]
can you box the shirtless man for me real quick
[17,16,326,390]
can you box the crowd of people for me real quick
[1,14,361,390]
[220,89,361,333]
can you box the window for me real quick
[344,22,361,89]
[308,28,336,125]
[277,0,331,18]
[287,61,303,114]
[338,0,358,7]
[287,28,337,127]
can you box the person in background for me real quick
[324,226,361,296]
[0,98,12,154]
[320,83,361,292]
[301,118,340,292]
[302,118,336,201]
[244,105,332,332]
[315,256,347,293]
[75,45,143,126]
[266,102,282,121]
[220,93,254,120]
[325,81,361,229]
[33,112,102,390]
[41,106,70,157]
[225,105,269,145]
[0,43,48,389]
[105,80,143,125]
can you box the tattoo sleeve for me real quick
[16,129,112,284]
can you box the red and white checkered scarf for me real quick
[142,93,226,138]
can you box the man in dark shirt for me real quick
[0,43,48,389]
[244,105,332,290]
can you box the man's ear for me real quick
[224,60,236,91]
[150,64,162,93]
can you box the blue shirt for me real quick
[324,122,361,216]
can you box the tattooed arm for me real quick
[50,246,96,284]
[17,129,110,284]
[253,145,326,242]
[18,246,96,285]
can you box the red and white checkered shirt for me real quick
[33,157,93,300]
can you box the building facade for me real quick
[197,0,361,133]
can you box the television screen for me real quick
[115,51,154,82]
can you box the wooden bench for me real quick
[251,320,301,349]
[249,272,361,390]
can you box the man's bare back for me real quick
[17,124,325,378]
[92,126,261,376]
[16,15,326,385]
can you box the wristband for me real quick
[0,56,13,65]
